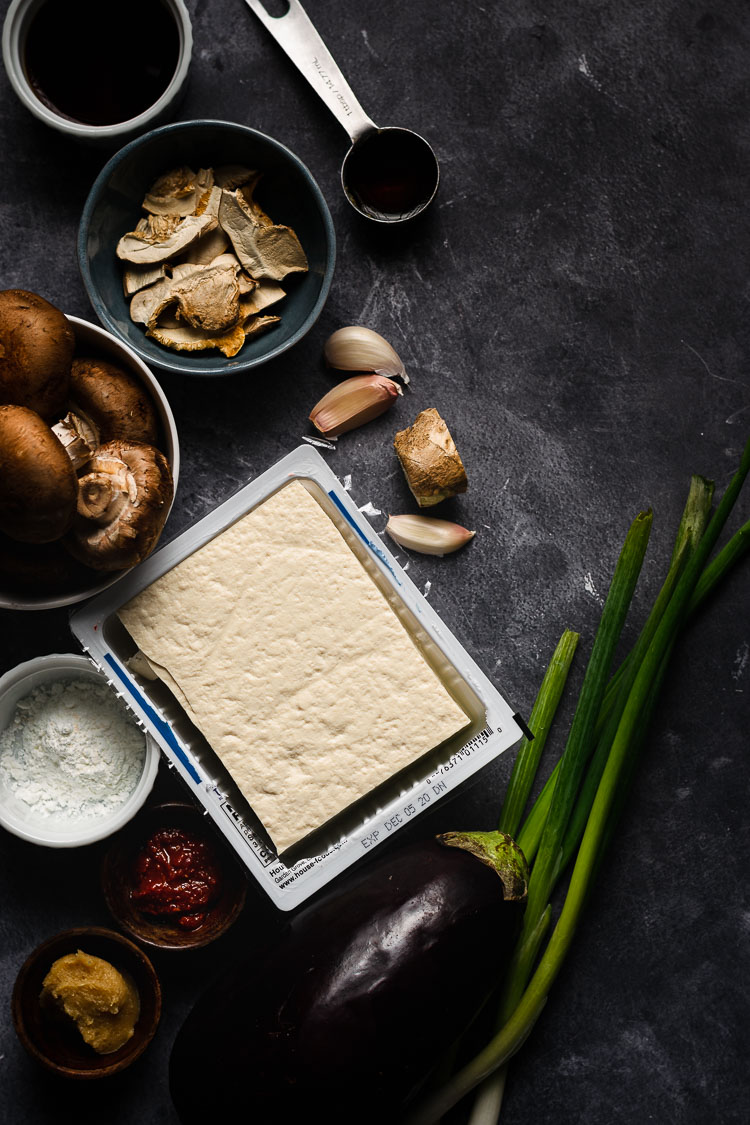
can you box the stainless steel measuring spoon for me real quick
[243,0,439,223]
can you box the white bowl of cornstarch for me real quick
[0,654,159,846]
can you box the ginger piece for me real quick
[394,408,468,507]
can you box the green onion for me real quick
[497,629,579,840]
[690,517,750,612]
[558,473,715,870]
[517,510,652,982]
[405,434,750,1125]
[518,477,732,867]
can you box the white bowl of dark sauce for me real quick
[2,0,192,144]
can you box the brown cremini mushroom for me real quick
[65,440,173,571]
[69,357,160,447]
[0,290,74,421]
[0,404,78,543]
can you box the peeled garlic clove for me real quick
[324,326,409,384]
[310,374,402,438]
[386,514,476,556]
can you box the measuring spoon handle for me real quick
[243,0,377,144]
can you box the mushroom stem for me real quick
[51,411,98,471]
[77,458,136,525]
[65,441,173,571]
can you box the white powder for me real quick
[0,678,146,820]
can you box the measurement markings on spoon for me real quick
[311,56,354,115]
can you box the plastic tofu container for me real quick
[70,445,524,909]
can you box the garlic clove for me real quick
[309,374,403,438]
[385,513,476,556]
[324,326,409,384]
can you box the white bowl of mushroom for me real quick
[0,292,180,611]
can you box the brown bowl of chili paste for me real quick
[101,802,247,951]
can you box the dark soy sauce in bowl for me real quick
[23,0,180,126]
[343,128,440,223]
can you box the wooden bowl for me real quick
[101,801,247,951]
[12,926,161,1079]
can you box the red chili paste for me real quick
[131,826,223,930]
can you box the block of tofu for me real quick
[118,481,468,851]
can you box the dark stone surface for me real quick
[0,0,748,1122]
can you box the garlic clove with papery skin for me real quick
[324,326,409,384]
[309,374,403,438]
[385,514,476,556]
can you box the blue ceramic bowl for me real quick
[78,120,336,376]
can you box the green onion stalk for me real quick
[464,476,715,1124]
[405,435,750,1125]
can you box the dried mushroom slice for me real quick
[237,173,274,227]
[117,212,218,265]
[240,279,286,315]
[181,186,229,263]
[181,225,229,265]
[130,263,241,333]
[118,164,306,355]
[147,314,280,357]
[170,262,208,284]
[129,277,179,326]
[237,272,257,296]
[143,166,207,216]
[142,214,182,239]
[219,189,308,281]
[194,182,222,219]
[173,264,241,333]
[213,165,257,190]
[243,314,281,338]
[201,252,257,295]
[146,321,248,357]
[147,321,245,356]
[209,252,243,271]
[122,263,168,298]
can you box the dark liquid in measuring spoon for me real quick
[345,130,438,221]
[23,0,180,126]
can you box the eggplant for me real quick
[170,830,527,1124]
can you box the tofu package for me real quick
[118,480,468,853]
[70,446,524,909]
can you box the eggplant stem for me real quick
[438,831,528,902]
